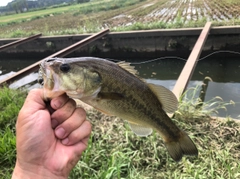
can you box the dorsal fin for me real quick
[147,83,178,113]
[117,61,138,76]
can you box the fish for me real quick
[39,57,198,161]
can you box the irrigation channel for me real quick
[0,25,240,119]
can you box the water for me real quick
[0,58,41,89]
[1,57,240,119]
[133,57,240,119]
[0,58,39,75]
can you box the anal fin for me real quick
[128,122,153,137]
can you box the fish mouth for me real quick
[39,59,60,90]
[39,59,64,99]
[39,61,54,90]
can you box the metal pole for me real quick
[172,22,212,100]
[0,34,42,52]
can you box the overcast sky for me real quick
[0,0,13,7]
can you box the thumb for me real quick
[17,89,50,128]
[21,89,47,114]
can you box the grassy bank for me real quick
[0,87,239,178]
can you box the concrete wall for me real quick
[0,26,240,60]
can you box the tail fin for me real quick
[164,131,198,161]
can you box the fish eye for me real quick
[60,63,71,73]
[38,78,43,84]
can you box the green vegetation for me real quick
[1,0,240,38]
[0,87,27,128]
[0,87,27,178]
[115,17,240,31]
[0,86,239,178]
[0,1,98,26]
[0,0,147,38]
[0,0,143,26]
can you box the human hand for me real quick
[12,89,91,179]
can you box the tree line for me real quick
[0,0,90,14]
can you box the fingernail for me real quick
[55,127,65,138]
[62,138,69,145]
[51,119,58,128]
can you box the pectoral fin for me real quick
[97,92,124,100]
[127,122,152,136]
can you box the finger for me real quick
[51,98,76,127]
[54,108,86,139]
[50,94,69,110]
[61,120,92,145]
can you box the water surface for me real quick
[132,57,240,119]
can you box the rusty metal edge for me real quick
[0,28,110,86]
[172,22,212,100]
[0,34,42,52]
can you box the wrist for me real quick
[12,160,67,179]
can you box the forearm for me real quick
[12,161,67,179]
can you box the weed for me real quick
[176,84,235,119]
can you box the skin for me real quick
[11,89,92,179]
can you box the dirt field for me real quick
[105,0,240,27]
[0,0,240,37]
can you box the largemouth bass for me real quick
[39,57,198,161]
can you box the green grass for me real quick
[0,0,142,27]
[0,0,147,38]
[0,1,103,25]
[0,87,27,129]
[0,87,27,178]
[0,87,239,178]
